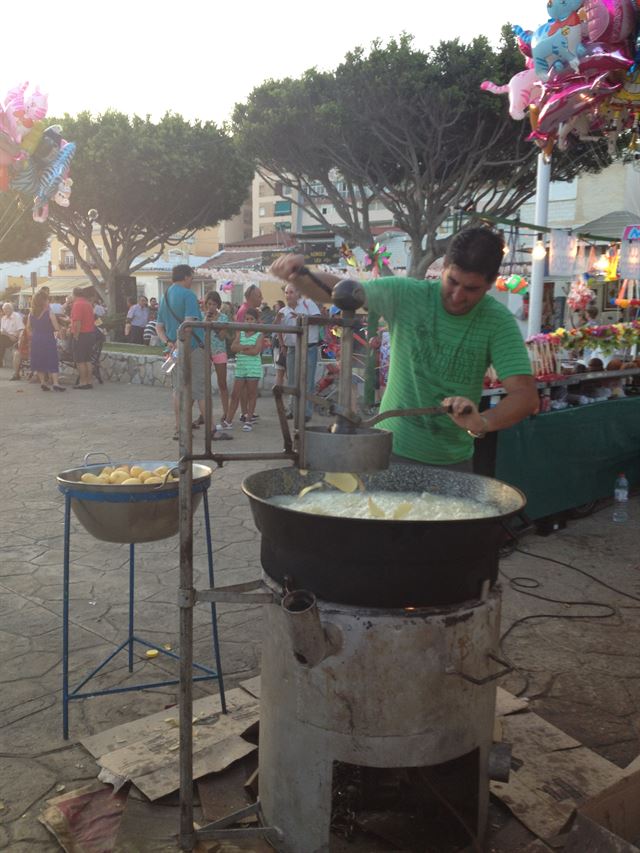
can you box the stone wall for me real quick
[78,350,282,391]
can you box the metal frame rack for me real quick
[59,482,226,741]
[175,305,368,849]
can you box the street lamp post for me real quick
[527,153,551,337]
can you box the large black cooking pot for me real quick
[242,465,525,608]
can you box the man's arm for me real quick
[269,254,344,304]
[444,374,539,436]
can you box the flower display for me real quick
[527,321,640,357]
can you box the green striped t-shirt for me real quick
[363,277,532,465]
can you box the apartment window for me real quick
[274,200,292,216]
[258,182,272,197]
[282,185,292,197]
[275,222,291,232]
[60,251,76,270]
[259,206,266,217]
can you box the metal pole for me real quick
[202,489,227,715]
[527,153,551,337]
[62,494,71,740]
[338,311,355,415]
[128,543,135,672]
[178,333,195,851]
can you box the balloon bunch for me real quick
[567,274,596,311]
[219,280,234,293]
[0,82,76,221]
[364,242,392,276]
[481,0,640,157]
[495,273,529,294]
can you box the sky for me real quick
[3,0,545,125]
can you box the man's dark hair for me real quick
[72,287,84,298]
[444,227,505,283]
[244,283,260,300]
[172,264,195,282]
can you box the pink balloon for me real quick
[582,0,637,45]
[535,73,621,136]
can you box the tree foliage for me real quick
[234,32,609,277]
[47,111,253,306]
[0,193,49,263]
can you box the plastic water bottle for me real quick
[613,473,629,523]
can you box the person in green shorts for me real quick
[226,308,264,432]
[269,228,538,470]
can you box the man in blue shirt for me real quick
[156,265,231,442]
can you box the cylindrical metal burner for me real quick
[242,465,525,608]
[259,586,502,853]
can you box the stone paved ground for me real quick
[1,364,639,851]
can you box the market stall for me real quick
[475,319,640,521]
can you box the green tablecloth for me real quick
[494,397,640,520]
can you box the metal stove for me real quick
[258,584,503,852]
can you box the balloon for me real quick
[481,68,541,121]
[514,0,587,83]
[483,1,640,156]
[583,0,637,45]
[534,73,621,137]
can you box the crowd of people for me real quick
[155,266,339,441]
[0,286,103,391]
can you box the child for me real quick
[226,308,263,432]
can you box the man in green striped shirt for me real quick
[271,228,538,470]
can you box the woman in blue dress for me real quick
[29,289,66,391]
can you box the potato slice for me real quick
[109,470,130,484]
[367,497,386,518]
[324,472,359,493]
[121,477,142,485]
[392,501,413,520]
[298,482,323,499]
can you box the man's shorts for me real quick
[171,346,207,400]
[73,332,94,363]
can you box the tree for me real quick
[46,112,253,307]
[0,193,49,263]
[234,32,609,277]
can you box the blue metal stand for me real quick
[61,488,226,740]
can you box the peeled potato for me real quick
[96,475,111,484]
[109,470,130,484]
[144,476,163,485]
[324,472,359,493]
[130,465,144,478]
[121,477,142,485]
[154,466,170,477]
[116,464,130,473]
[101,466,114,476]
[168,474,179,482]
[138,470,154,482]
[80,472,103,484]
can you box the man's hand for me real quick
[269,254,306,282]
[442,396,488,435]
